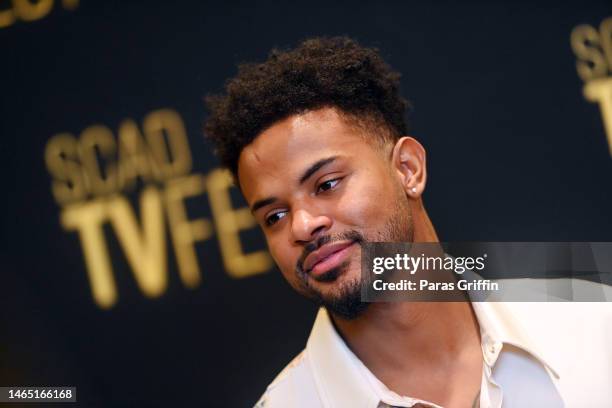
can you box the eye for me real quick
[316,178,341,194]
[265,210,287,226]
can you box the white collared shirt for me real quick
[255,297,612,407]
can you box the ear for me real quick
[391,136,427,198]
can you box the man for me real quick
[205,37,612,407]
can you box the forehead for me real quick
[237,108,376,201]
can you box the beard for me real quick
[295,197,414,320]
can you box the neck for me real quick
[332,301,480,368]
[329,204,482,402]
[411,199,438,242]
[331,301,481,404]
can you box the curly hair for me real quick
[204,36,411,178]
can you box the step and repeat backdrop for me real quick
[1,1,611,406]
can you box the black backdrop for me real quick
[1,1,611,407]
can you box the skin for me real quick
[238,107,482,407]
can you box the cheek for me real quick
[336,169,398,228]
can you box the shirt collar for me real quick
[306,308,380,408]
[305,303,559,408]
[471,302,560,379]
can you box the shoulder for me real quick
[499,299,612,346]
[501,299,612,405]
[254,349,323,408]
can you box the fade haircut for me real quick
[204,36,411,179]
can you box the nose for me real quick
[291,207,332,244]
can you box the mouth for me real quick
[304,240,358,279]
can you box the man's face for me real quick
[238,107,414,318]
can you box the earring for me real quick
[411,187,417,193]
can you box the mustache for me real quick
[296,230,364,274]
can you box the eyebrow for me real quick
[249,156,339,214]
[250,196,278,214]
[298,156,338,185]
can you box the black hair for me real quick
[204,36,411,178]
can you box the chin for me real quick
[318,277,369,320]
[309,266,362,300]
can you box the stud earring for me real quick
[411,187,417,193]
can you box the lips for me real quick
[303,240,357,276]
